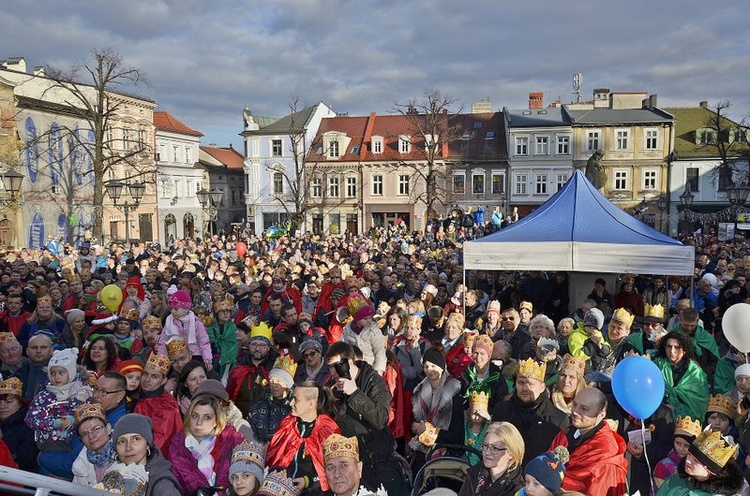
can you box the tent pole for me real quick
[463,268,466,316]
[690,274,695,308]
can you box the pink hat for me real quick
[169,290,192,309]
[353,305,374,322]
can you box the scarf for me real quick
[412,371,461,431]
[47,378,92,402]
[185,434,217,486]
[463,365,500,398]
[165,312,197,344]
[87,439,117,468]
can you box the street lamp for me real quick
[106,180,145,243]
[679,183,694,239]
[0,170,24,207]
[726,183,750,206]
[198,187,224,235]
[657,196,668,232]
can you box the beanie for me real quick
[524,447,569,493]
[229,439,266,482]
[113,413,154,446]
[65,308,85,325]
[194,379,229,402]
[169,290,192,309]
[48,347,79,382]
[353,305,373,323]
[583,308,605,331]
[423,348,446,370]
[736,363,750,379]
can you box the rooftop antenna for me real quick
[573,73,583,104]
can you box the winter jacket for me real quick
[342,322,386,374]
[145,449,181,496]
[458,464,523,496]
[0,406,38,472]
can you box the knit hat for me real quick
[257,470,297,496]
[299,339,323,355]
[65,308,85,324]
[229,439,266,482]
[297,312,314,327]
[330,288,346,301]
[423,348,446,370]
[119,360,143,376]
[473,335,494,357]
[735,363,750,379]
[113,413,153,446]
[524,447,569,493]
[268,356,297,389]
[168,290,192,309]
[427,306,444,320]
[194,379,229,402]
[583,308,605,331]
[353,305,373,323]
[48,347,79,381]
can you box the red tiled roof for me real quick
[154,110,203,137]
[200,145,244,169]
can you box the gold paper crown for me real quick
[141,315,163,331]
[66,274,81,283]
[406,314,423,329]
[611,308,635,328]
[674,416,702,439]
[75,403,106,426]
[562,354,586,376]
[145,352,171,376]
[165,337,189,358]
[463,330,478,348]
[0,377,22,397]
[0,332,18,347]
[272,355,297,378]
[250,322,272,342]
[519,301,533,313]
[213,297,234,313]
[231,439,266,469]
[418,421,439,447]
[120,308,139,321]
[518,358,546,383]
[469,390,489,411]
[707,394,736,419]
[692,428,739,470]
[323,433,359,462]
[257,470,297,496]
[644,303,666,320]
[37,295,53,306]
[346,295,369,318]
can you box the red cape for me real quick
[134,391,184,457]
[446,343,473,379]
[266,414,340,491]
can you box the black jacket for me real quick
[1,406,37,472]
[458,464,523,496]
[145,448,181,496]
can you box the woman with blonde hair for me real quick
[550,355,586,415]
[459,421,525,496]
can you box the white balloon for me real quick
[723,303,750,353]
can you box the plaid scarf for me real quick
[412,372,461,430]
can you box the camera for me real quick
[333,359,351,380]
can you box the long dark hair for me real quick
[176,360,208,404]
[82,336,117,372]
[656,331,696,363]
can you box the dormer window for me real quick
[328,140,339,159]
[399,135,411,154]
[372,136,383,154]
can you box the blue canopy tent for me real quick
[463,170,694,275]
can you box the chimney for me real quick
[593,88,610,108]
[33,66,45,77]
[528,92,544,109]
[650,94,657,108]
[699,101,708,109]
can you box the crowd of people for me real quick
[0,224,747,496]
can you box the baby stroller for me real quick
[410,443,480,496]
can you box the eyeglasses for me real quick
[79,425,106,439]
[481,443,508,455]
[92,387,124,396]
[302,351,319,359]
[501,317,516,321]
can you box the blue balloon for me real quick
[612,355,665,420]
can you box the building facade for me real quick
[199,145,246,235]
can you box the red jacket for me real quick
[446,342,473,379]
[549,422,628,496]
[134,390,183,457]
[261,285,302,315]
[0,311,31,336]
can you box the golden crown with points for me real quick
[692,428,739,471]
[674,416,702,439]
[37,295,53,306]
[518,358,547,383]
[272,355,297,377]
[323,433,359,463]
[141,315,163,331]
[231,439,266,469]
[562,354,586,376]
[469,390,489,411]
[213,296,234,313]
[519,301,533,313]
[145,352,171,376]
[0,377,22,397]
[0,332,18,347]
[611,308,635,328]
[644,303,666,320]
[257,470,297,496]
[250,322,272,342]
[165,337,189,358]
[74,403,106,426]
[707,394,737,419]
[418,422,439,447]
[463,330,478,348]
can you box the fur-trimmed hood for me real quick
[677,457,745,495]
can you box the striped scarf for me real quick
[185,434,217,486]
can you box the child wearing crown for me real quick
[653,416,702,488]
[464,390,490,466]
[156,290,213,371]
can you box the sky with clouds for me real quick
[2,0,748,148]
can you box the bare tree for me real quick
[701,101,750,187]
[42,48,152,240]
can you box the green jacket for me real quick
[206,320,238,374]
[655,356,709,421]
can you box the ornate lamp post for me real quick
[197,187,224,236]
[657,196,668,233]
[105,181,145,243]
[679,183,694,238]
[0,169,24,246]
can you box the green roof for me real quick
[665,107,749,159]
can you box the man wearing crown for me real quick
[133,352,183,455]
[492,358,569,466]
[228,321,279,416]
[321,434,387,496]
[627,303,668,357]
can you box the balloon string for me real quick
[642,422,656,496]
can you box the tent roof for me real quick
[463,170,694,275]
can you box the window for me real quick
[491,173,504,195]
[106,126,114,146]
[161,180,169,197]
[372,175,383,195]
[535,137,549,155]
[453,174,465,194]
[328,140,339,159]
[273,172,283,194]
[186,181,192,197]
[556,173,569,191]
[614,170,628,191]
[700,130,715,145]
[645,129,658,150]
[686,167,699,192]
[346,176,357,198]
[310,176,322,198]
[616,130,629,150]
[272,139,283,157]
[172,145,179,162]
[736,128,748,143]
[472,174,485,194]
[515,137,528,156]
[398,175,409,195]
[557,136,570,155]
[328,175,339,197]
[185,147,191,163]
[587,131,600,151]
[719,166,733,191]
[329,214,341,235]
[372,138,382,154]
[122,129,131,150]
[642,169,657,190]
[399,136,411,154]
[515,174,527,195]
[138,129,145,147]
[535,174,548,194]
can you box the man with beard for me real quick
[228,322,279,416]
[133,353,183,455]
[491,358,569,465]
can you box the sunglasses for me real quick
[302,351,319,359]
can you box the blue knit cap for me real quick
[524,446,569,493]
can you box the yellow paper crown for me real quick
[418,421,439,447]
[674,416,702,439]
[519,301,533,313]
[463,330,478,348]
[272,355,298,378]
[611,307,635,328]
[0,377,22,397]
[323,433,359,462]
[644,303,666,320]
[0,332,18,347]
[75,403,106,426]
[165,337,189,358]
[141,315,163,331]
[145,352,171,376]
[213,297,234,313]
[518,358,546,383]
[562,353,586,376]
[692,428,739,470]
[250,322,272,342]
[37,295,53,306]
[707,394,736,419]
[469,390,489,411]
